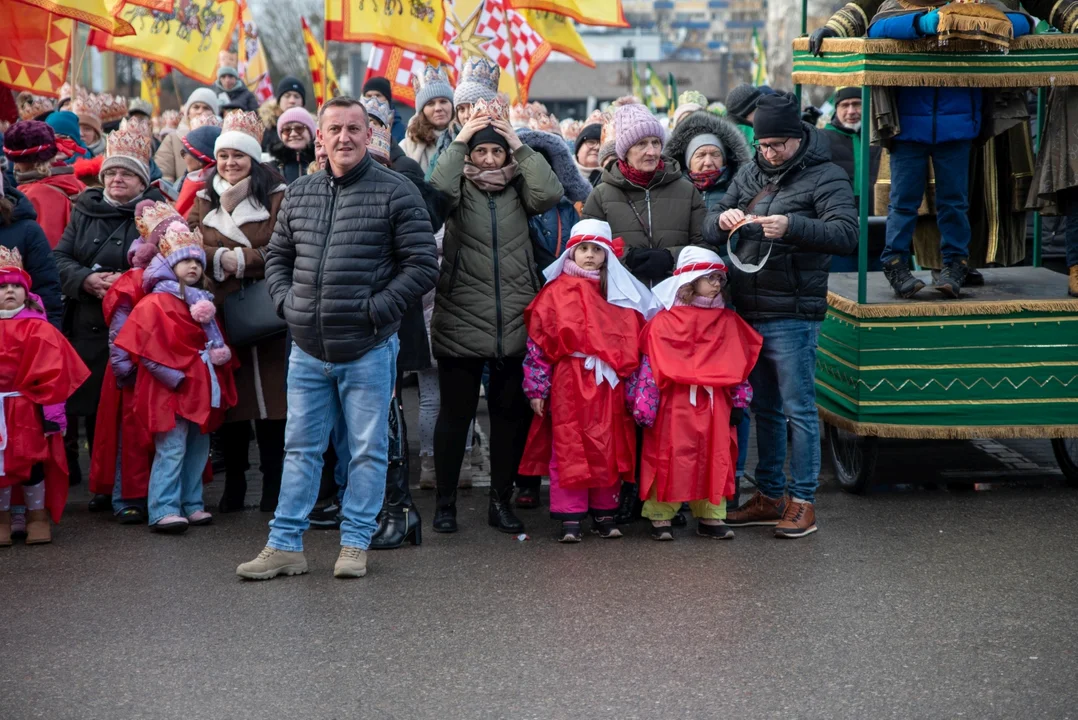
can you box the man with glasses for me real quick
[707,93,856,538]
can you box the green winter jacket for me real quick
[430,141,563,359]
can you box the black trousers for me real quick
[434,357,531,505]
[220,419,286,506]
[64,413,96,482]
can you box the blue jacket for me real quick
[0,187,63,328]
[392,107,406,145]
[868,12,1031,144]
[528,198,578,273]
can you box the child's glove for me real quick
[730,406,745,427]
[917,8,940,35]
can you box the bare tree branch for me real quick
[249,0,353,96]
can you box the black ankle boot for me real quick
[488,495,524,533]
[882,256,925,298]
[614,481,641,525]
[371,505,422,549]
[433,504,457,533]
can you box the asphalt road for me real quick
[2,387,1076,720]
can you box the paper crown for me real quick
[560,118,582,141]
[125,113,154,139]
[136,200,183,240]
[677,90,709,108]
[99,93,130,124]
[361,95,393,128]
[17,93,56,121]
[368,124,391,161]
[105,118,153,165]
[472,94,510,121]
[611,95,642,108]
[159,221,204,258]
[510,101,548,128]
[411,64,452,94]
[70,94,102,123]
[160,110,181,130]
[221,110,264,145]
[458,56,500,91]
[0,246,25,271]
[189,111,222,131]
[600,120,616,146]
[528,111,561,136]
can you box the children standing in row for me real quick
[114,222,237,534]
[0,248,90,546]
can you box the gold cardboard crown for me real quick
[188,112,222,131]
[136,201,183,239]
[105,118,153,165]
[472,94,510,121]
[17,93,55,121]
[221,110,264,145]
[159,221,204,258]
[0,246,25,270]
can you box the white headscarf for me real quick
[543,218,661,320]
[650,246,729,311]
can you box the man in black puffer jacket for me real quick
[709,93,856,540]
[239,97,438,582]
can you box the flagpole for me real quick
[171,69,183,111]
[322,21,329,103]
[70,21,81,91]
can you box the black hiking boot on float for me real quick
[935,259,970,299]
[882,256,925,299]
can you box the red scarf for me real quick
[689,168,725,191]
[617,159,665,188]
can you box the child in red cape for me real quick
[89,199,185,523]
[628,247,763,541]
[519,219,661,543]
[0,247,90,546]
[114,221,237,534]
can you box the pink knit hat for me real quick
[277,107,316,140]
[613,102,665,161]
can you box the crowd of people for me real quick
[2,15,1076,578]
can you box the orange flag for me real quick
[301,16,340,108]
[12,0,136,36]
[0,1,73,97]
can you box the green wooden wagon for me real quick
[791,35,1078,492]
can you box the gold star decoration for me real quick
[450,5,494,61]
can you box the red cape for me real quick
[19,174,85,248]
[114,292,237,434]
[89,269,156,498]
[518,275,643,489]
[0,317,91,522]
[638,307,762,505]
[176,175,204,219]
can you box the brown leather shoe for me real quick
[25,509,51,545]
[0,511,11,547]
[1069,266,1078,298]
[774,499,818,538]
[725,491,785,527]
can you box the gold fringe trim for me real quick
[826,291,1078,318]
[818,406,1078,439]
[938,2,1014,50]
[793,70,1078,87]
[793,34,1078,53]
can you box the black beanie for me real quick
[574,122,603,157]
[753,93,803,140]
[834,86,861,105]
[276,76,306,105]
[467,125,510,153]
[725,84,762,124]
[363,76,394,105]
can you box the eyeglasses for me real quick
[700,272,726,286]
[753,139,789,154]
[281,125,309,137]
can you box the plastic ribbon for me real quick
[201,346,221,409]
[0,391,22,476]
[688,384,715,410]
[571,352,620,389]
[727,215,774,275]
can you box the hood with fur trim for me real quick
[516,128,592,204]
[666,110,751,179]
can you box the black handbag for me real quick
[222,279,287,348]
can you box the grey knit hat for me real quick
[412,65,455,112]
[454,57,500,109]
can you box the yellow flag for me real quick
[88,1,240,85]
[140,60,165,115]
[325,0,452,64]
[302,17,340,108]
[506,0,627,27]
[521,9,593,67]
[14,0,135,36]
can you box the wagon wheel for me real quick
[826,422,879,494]
[1051,438,1078,488]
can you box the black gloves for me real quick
[730,406,745,427]
[802,106,823,126]
[808,26,838,56]
[624,247,675,282]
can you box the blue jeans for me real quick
[147,418,210,524]
[882,140,972,265]
[736,412,751,477]
[111,436,147,515]
[268,337,398,552]
[748,319,822,503]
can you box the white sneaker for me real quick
[419,455,436,489]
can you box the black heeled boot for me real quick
[613,481,641,525]
[488,490,524,533]
[371,395,421,549]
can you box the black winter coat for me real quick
[0,187,62,328]
[53,186,167,415]
[265,152,439,364]
[821,120,882,192]
[215,82,261,113]
[270,140,316,186]
[710,124,857,323]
